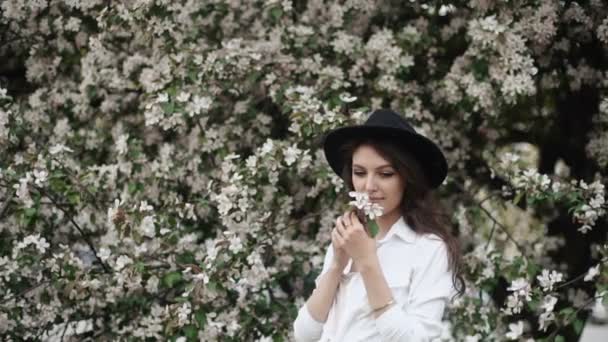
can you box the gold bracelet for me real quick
[372,299,396,312]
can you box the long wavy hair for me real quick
[339,137,465,296]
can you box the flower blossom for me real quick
[348,191,384,220]
[584,264,600,281]
[536,269,564,292]
[505,321,524,340]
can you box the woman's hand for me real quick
[330,216,351,272]
[334,211,377,265]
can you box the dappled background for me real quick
[1,0,607,341]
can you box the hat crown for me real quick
[365,109,416,134]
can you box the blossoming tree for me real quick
[0,0,607,341]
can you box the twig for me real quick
[0,280,52,306]
[485,221,497,251]
[554,261,606,290]
[453,182,529,258]
[34,185,111,273]
[546,294,604,340]
[0,189,14,218]
[49,156,102,211]
[477,203,528,258]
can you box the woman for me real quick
[293,108,465,341]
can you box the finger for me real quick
[349,211,360,226]
[336,216,346,237]
[332,229,345,247]
[349,211,364,231]
[342,212,352,228]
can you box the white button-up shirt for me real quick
[293,216,456,341]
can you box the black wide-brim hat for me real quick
[322,108,448,189]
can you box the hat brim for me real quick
[323,126,448,188]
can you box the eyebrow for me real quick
[352,163,394,170]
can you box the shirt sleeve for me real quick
[373,239,455,342]
[292,242,334,342]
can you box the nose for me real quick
[364,174,379,193]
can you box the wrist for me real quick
[328,264,345,276]
[355,255,379,273]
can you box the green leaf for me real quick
[162,271,183,288]
[269,7,282,22]
[184,324,197,339]
[207,281,218,292]
[194,309,206,328]
[177,251,195,264]
[555,335,565,342]
[128,182,143,195]
[68,191,80,206]
[513,191,524,205]
[368,220,379,238]
[573,319,584,335]
[134,262,145,273]
[161,101,175,114]
[560,307,574,318]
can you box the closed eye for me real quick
[353,171,394,178]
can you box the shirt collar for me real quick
[378,216,417,244]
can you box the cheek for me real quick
[387,179,405,199]
[352,177,364,191]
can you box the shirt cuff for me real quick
[373,304,403,331]
[293,304,324,341]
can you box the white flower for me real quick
[15,234,50,254]
[507,278,532,300]
[139,216,156,238]
[33,169,48,186]
[246,155,258,174]
[578,224,592,234]
[283,145,301,166]
[260,139,274,156]
[115,133,129,156]
[115,255,133,271]
[177,303,191,326]
[139,200,153,212]
[146,275,159,293]
[339,92,357,103]
[348,191,368,209]
[536,269,563,292]
[155,92,169,103]
[539,311,555,331]
[505,321,524,340]
[98,247,111,261]
[193,272,210,284]
[348,191,385,220]
[542,295,558,313]
[584,264,600,281]
[367,204,383,219]
[0,109,9,139]
[464,335,481,342]
[176,91,190,102]
[228,235,244,254]
[49,144,74,155]
[190,95,212,115]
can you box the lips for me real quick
[370,198,384,201]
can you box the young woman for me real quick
[293,109,464,341]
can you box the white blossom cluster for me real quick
[493,151,607,234]
[1,0,608,340]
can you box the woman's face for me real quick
[351,144,405,219]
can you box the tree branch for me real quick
[33,185,111,273]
